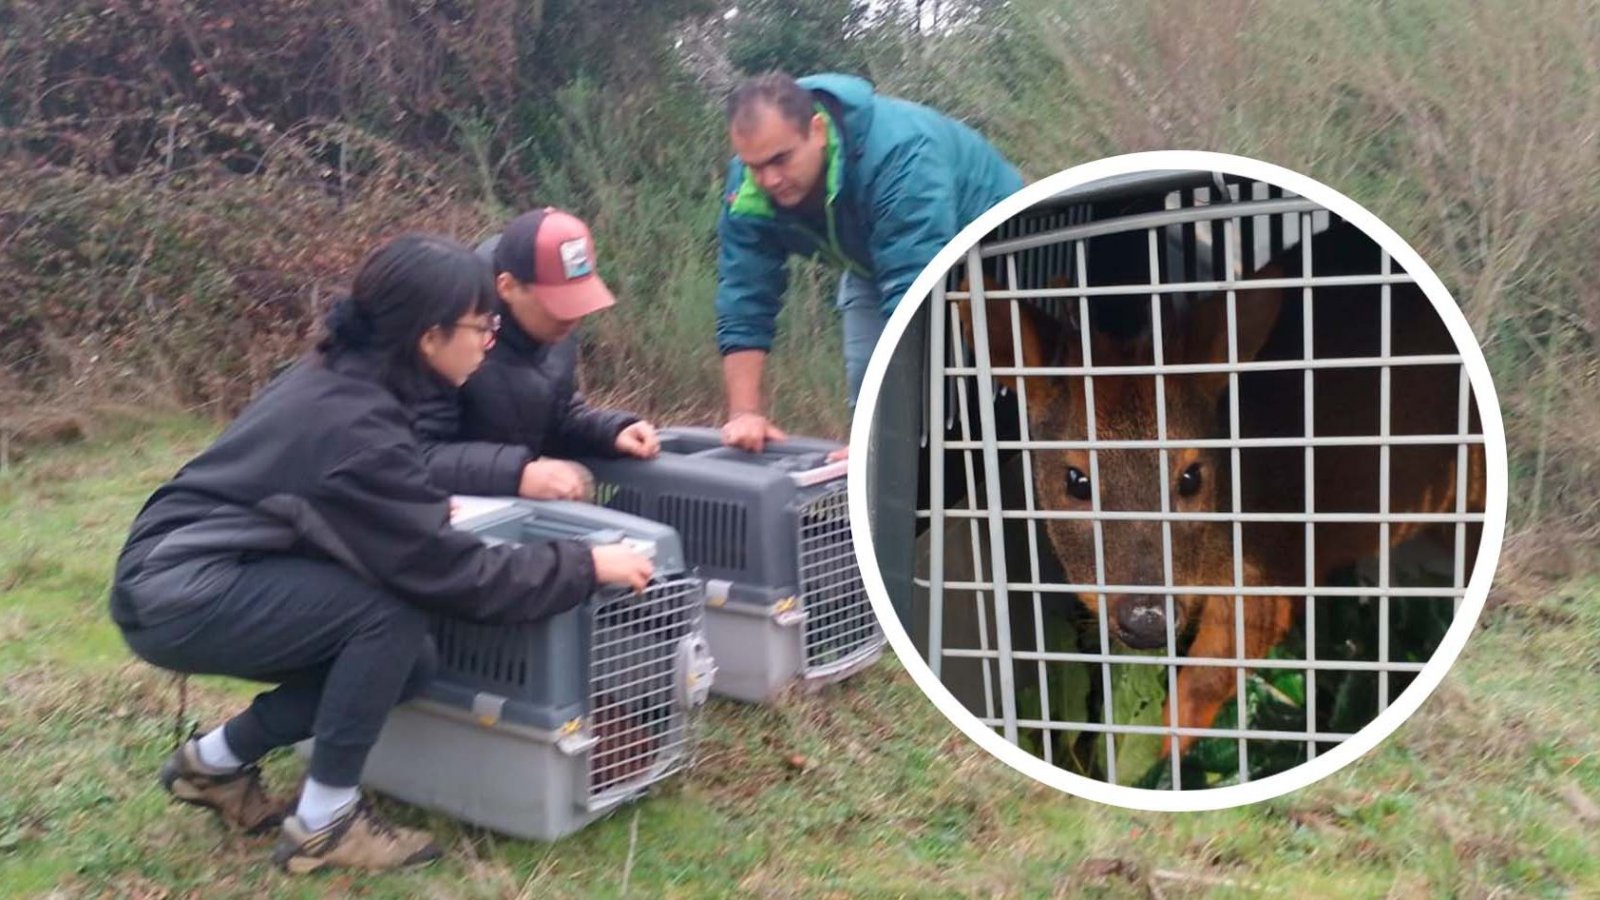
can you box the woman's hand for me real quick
[590,544,654,595]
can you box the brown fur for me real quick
[960,224,1485,759]
[589,699,660,789]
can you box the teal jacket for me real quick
[714,73,1024,354]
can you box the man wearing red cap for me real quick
[415,207,660,500]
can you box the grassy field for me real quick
[2,415,1598,898]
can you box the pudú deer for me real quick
[966,219,1486,760]
[587,602,671,791]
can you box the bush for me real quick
[0,161,481,412]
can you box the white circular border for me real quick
[845,150,1509,812]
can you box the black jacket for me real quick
[412,233,640,497]
[109,350,598,631]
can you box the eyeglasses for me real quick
[456,314,502,346]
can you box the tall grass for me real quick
[878,0,1600,547]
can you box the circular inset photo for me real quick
[848,152,1507,811]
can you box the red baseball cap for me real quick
[491,207,616,319]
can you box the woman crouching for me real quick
[107,235,654,874]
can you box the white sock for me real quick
[194,727,243,773]
[296,778,360,831]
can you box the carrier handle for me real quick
[658,426,844,462]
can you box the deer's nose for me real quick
[1114,595,1171,649]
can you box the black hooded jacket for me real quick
[109,350,598,632]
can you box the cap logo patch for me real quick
[559,238,592,279]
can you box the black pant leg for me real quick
[123,554,438,786]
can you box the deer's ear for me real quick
[1173,263,1285,386]
[957,276,1066,390]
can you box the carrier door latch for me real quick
[556,717,598,757]
[772,594,806,628]
[675,632,717,709]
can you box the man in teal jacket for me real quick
[714,72,1024,452]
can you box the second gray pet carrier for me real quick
[582,426,883,704]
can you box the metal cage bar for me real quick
[1302,210,1320,760]
[1077,236,1119,783]
[949,296,997,719]
[943,273,1418,299]
[968,245,1022,744]
[1007,251,1055,766]
[928,280,948,678]
[944,649,1427,674]
[944,356,1466,377]
[1150,223,1183,789]
[1454,365,1472,616]
[931,509,1484,524]
[983,718,1362,745]
[978,197,1321,258]
[932,580,1468,599]
[1378,249,1394,711]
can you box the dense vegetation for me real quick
[5,0,1594,547]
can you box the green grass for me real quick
[2,417,1599,898]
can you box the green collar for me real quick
[820,104,843,203]
[729,103,842,219]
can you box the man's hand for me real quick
[721,350,776,450]
[591,543,654,595]
[826,445,849,463]
[615,421,661,459]
[518,458,594,502]
[721,411,787,453]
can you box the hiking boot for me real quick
[157,739,289,835]
[272,799,442,874]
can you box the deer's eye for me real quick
[1178,462,1204,498]
[1066,467,1092,501]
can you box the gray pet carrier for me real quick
[582,426,883,704]
[345,498,716,841]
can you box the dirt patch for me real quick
[1556,780,1600,826]
[735,863,809,900]
[1283,805,1347,837]
[1496,530,1592,590]
[0,405,89,469]
[0,610,30,644]
[1070,856,1144,890]
[1397,680,1539,772]
[1481,586,1582,629]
